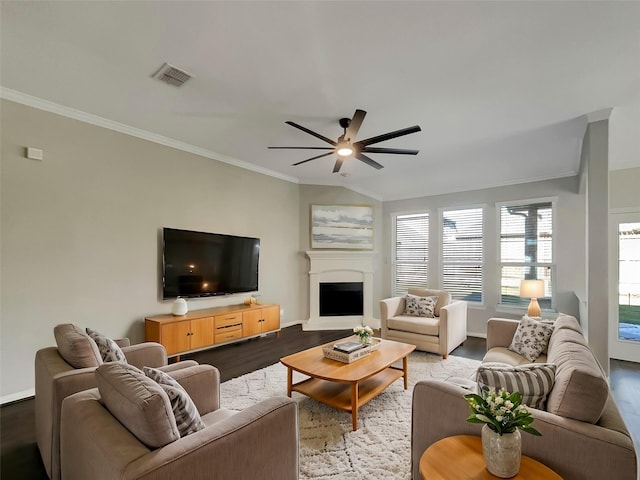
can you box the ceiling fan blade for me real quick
[344,109,366,142]
[356,152,384,170]
[362,146,419,155]
[333,158,344,173]
[268,146,334,150]
[292,151,335,166]
[285,121,337,146]
[355,125,422,148]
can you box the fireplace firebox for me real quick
[319,282,364,317]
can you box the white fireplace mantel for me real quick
[304,250,379,331]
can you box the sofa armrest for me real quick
[165,364,220,415]
[439,300,468,356]
[122,342,167,369]
[486,318,520,351]
[114,338,131,348]
[61,392,298,480]
[380,296,404,336]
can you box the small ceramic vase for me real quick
[481,424,521,478]
[171,297,188,316]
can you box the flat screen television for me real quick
[162,227,260,299]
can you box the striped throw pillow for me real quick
[143,367,205,437]
[476,362,556,410]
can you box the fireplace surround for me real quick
[304,250,378,331]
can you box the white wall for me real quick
[382,177,586,337]
[610,167,640,209]
[0,99,301,401]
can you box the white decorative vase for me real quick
[171,297,188,316]
[359,335,372,345]
[481,424,521,478]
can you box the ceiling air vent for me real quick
[152,62,192,87]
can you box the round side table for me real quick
[419,435,562,479]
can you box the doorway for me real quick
[609,210,640,362]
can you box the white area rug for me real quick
[220,351,481,480]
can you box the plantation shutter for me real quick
[393,213,429,295]
[499,201,554,309]
[441,207,484,303]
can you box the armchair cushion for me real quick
[143,367,205,437]
[54,324,102,369]
[508,316,554,362]
[404,294,437,317]
[86,327,127,363]
[96,363,180,448]
[477,362,556,409]
[387,315,439,336]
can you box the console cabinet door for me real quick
[243,309,262,337]
[161,321,191,356]
[190,317,214,349]
[262,305,280,332]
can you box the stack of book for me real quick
[333,341,365,353]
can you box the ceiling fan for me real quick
[268,109,421,173]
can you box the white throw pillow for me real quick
[143,366,205,437]
[508,316,554,362]
[404,294,438,318]
[86,327,127,363]
[476,362,556,410]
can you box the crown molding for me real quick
[0,87,299,184]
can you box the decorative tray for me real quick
[322,337,381,364]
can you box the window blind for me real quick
[393,213,429,295]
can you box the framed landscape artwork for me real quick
[311,204,374,249]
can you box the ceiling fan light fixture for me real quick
[336,141,353,157]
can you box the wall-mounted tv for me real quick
[162,227,260,300]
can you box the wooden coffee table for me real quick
[280,337,415,430]
[419,435,562,479]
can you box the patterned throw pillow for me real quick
[508,316,554,362]
[86,327,127,363]
[476,362,556,410]
[143,367,205,437]
[404,294,438,318]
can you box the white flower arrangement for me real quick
[353,325,374,343]
[464,388,541,436]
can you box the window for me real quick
[441,207,484,303]
[498,200,554,310]
[393,213,429,295]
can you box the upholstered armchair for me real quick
[60,363,299,480]
[380,288,467,358]
[35,324,197,480]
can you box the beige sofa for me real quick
[35,324,197,480]
[60,363,299,480]
[411,314,637,480]
[380,288,467,358]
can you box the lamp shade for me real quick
[520,279,544,298]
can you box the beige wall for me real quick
[1,99,301,400]
[297,185,384,321]
[382,177,586,336]
[610,167,640,209]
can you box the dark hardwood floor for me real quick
[1,325,638,480]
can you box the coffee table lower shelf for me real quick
[291,368,404,425]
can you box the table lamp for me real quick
[520,279,544,317]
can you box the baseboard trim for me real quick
[1,388,35,406]
[467,331,487,339]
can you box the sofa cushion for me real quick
[483,347,548,366]
[553,314,584,334]
[546,335,608,423]
[96,362,180,448]
[54,323,102,369]
[476,362,556,410]
[407,288,451,317]
[508,316,554,362]
[404,294,437,317]
[143,367,205,437]
[86,327,127,363]
[387,315,439,336]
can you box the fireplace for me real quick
[304,250,378,330]
[320,282,364,316]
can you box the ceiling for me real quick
[1,1,639,201]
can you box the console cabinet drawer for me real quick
[215,328,243,344]
[215,313,242,329]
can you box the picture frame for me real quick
[311,204,374,249]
